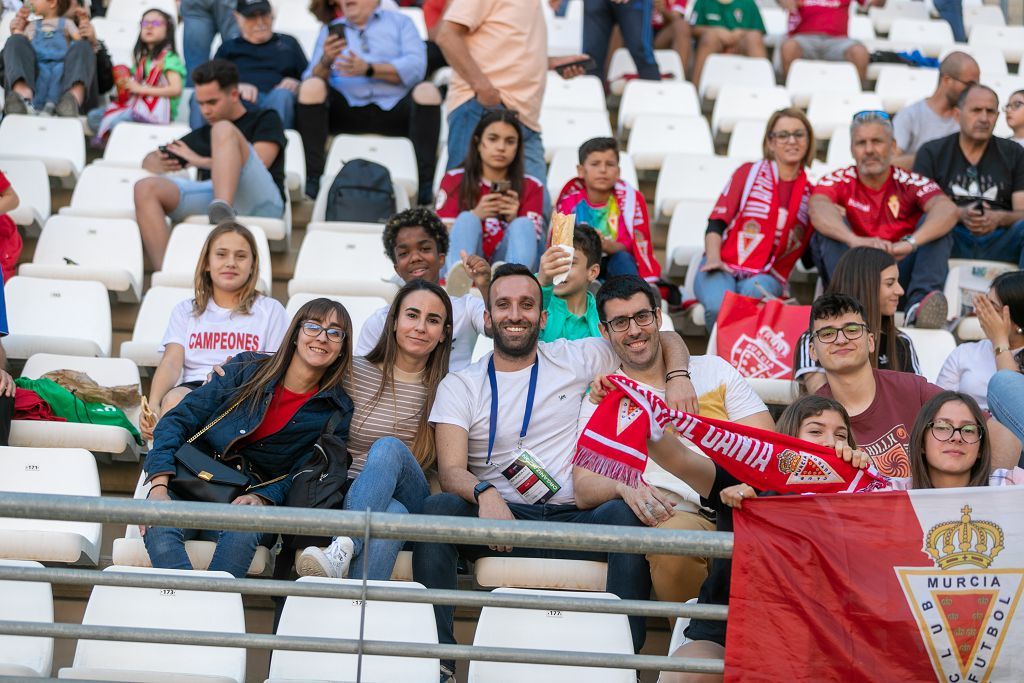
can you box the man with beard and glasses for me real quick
[413,263,698,682]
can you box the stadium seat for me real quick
[963,4,1005,33]
[119,286,193,369]
[898,328,956,383]
[969,24,1024,65]
[305,220,386,235]
[786,60,860,108]
[539,108,615,162]
[654,154,735,220]
[543,73,607,113]
[111,475,271,575]
[471,334,493,363]
[285,293,389,344]
[0,158,50,235]
[468,588,634,682]
[545,148,638,198]
[874,65,938,112]
[322,134,418,202]
[288,231,400,301]
[544,0,584,57]
[474,558,608,592]
[665,199,716,274]
[711,85,791,137]
[0,447,101,565]
[96,122,190,168]
[826,125,854,169]
[58,165,152,220]
[627,115,713,171]
[868,0,929,34]
[311,167,410,223]
[887,19,954,58]
[848,14,876,42]
[105,0,177,22]
[284,129,306,201]
[806,92,885,140]
[606,48,685,96]
[3,277,111,359]
[943,259,1017,322]
[267,577,438,683]
[19,216,144,303]
[59,566,246,682]
[725,120,767,160]
[697,54,775,102]
[0,115,85,180]
[88,18,137,66]
[759,6,788,47]
[617,80,700,136]
[938,45,1008,78]
[666,599,698,657]
[151,223,273,293]
[0,560,53,678]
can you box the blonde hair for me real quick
[762,108,816,168]
[192,222,261,316]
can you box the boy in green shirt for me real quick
[538,225,602,342]
[690,0,767,87]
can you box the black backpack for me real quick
[324,158,396,223]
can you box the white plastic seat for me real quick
[539,108,615,162]
[543,73,607,113]
[875,65,938,112]
[888,19,954,58]
[969,25,1024,64]
[119,287,192,369]
[943,259,1017,324]
[3,277,111,358]
[606,48,685,96]
[151,223,273,293]
[58,165,152,220]
[617,80,700,135]
[284,129,306,200]
[654,154,735,220]
[628,115,713,171]
[58,566,246,682]
[266,577,438,683]
[698,54,774,101]
[806,91,885,140]
[760,6,788,47]
[545,0,584,56]
[898,327,956,383]
[19,216,144,302]
[288,231,400,301]
[0,560,53,677]
[786,60,861,108]
[285,293,389,344]
[938,45,1008,78]
[848,14,876,42]
[306,220,387,235]
[88,18,137,59]
[868,1,929,34]
[468,588,634,682]
[0,447,101,565]
[963,5,1005,33]
[471,334,493,363]
[0,158,50,234]
[725,120,768,160]
[665,200,716,273]
[105,0,177,22]
[322,134,418,201]
[0,115,85,179]
[474,557,608,591]
[826,124,854,169]
[545,148,638,198]
[711,85,791,137]
[97,122,190,168]
[667,598,698,657]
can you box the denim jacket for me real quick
[145,352,353,505]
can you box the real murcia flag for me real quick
[726,487,1024,682]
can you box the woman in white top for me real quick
[140,222,288,440]
[1006,89,1024,146]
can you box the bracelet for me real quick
[147,484,168,497]
[994,344,1011,356]
[665,369,692,382]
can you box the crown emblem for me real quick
[925,505,1004,570]
[777,449,800,474]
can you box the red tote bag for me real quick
[714,292,811,380]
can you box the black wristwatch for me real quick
[365,63,375,78]
[473,481,495,502]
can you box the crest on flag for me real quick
[617,396,643,436]
[776,449,844,485]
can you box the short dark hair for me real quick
[957,82,998,109]
[192,59,239,90]
[578,137,619,165]
[596,275,657,321]
[574,225,602,269]
[382,209,449,264]
[488,263,542,309]
[809,293,867,333]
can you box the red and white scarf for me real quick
[94,49,172,141]
[573,375,888,494]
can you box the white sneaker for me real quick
[296,537,354,578]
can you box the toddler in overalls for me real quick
[21,0,80,113]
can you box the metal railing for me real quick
[0,492,733,676]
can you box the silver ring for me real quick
[644,503,655,514]
[738,491,745,498]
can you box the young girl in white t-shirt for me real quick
[140,222,288,440]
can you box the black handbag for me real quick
[282,411,352,548]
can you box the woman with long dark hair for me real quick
[142,298,354,577]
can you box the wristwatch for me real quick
[473,481,495,502]
[994,343,1011,356]
[900,234,919,252]
[365,63,375,78]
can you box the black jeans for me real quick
[0,395,12,446]
[2,34,99,109]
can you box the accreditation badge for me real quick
[496,447,561,504]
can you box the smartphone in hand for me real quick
[159,145,189,167]
[554,56,596,77]
[491,180,511,194]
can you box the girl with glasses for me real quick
[141,298,355,577]
[1006,89,1024,147]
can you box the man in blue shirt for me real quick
[295,0,441,204]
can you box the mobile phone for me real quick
[491,180,511,194]
[554,56,596,77]
[974,200,985,215]
[159,145,188,167]
[328,23,346,40]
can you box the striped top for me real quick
[344,356,429,475]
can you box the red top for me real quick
[788,0,865,37]
[652,0,687,28]
[0,171,21,282]
[423,0,446,29]
[238,384,317,447]
[811,165,944,242]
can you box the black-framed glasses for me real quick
[811,322,869,344]
[301,321,345,343]
[768,130,807,142]
[928,421,983,444]
[853,110,891,122]
[1004,101,1024,112]
[602,309,657,333]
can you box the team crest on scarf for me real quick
[617,396,643,436]
[777,449,844,485]
[736,221,765,265]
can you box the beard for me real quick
[493,321,541,359]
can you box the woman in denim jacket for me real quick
[141,297,355,577]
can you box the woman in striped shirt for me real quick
[298,279,453,579]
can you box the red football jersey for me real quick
[788,0,866,37]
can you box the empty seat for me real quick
[305,220,387,235]
[888,19,953,58]
[698,54,774,101]
[826,125,854,169]
[151,223,273,293]
[543,72,607,113]
[725,120,768,160]
[322,134,418,201]
[786,60,861,108]
[606,48,685,96]
[545,0,584,56]
[617,80,700,135]
[545,148,639,197]
[874,65,938,112]
[58,566,246,682]
[0,158,50,234]
[3,277,111,358]
[848,14,876,42]
[267,577,438,683]
[19,216,144,302]
[654,154,735,220]
[760,6,788,47]
[969,25,1024,64]
[0,560,53,678]
[665,200,716,273]
[0,447,101,565]
[98,122,191,168]
[468,588,634,682]
[899,327,956,384]
[539,108,615,162]
[284,129,306,200]
[285,293,389,344]
[288,231,400,301]
[58,165,152,220]
[119,286,193,369]
[963,4,1005,32]
[474,558,608,591]
[628,115,713,171]
[868,1,929,34]
[711,85,790,137]
[0,115,85,179]
[806,92,885,139]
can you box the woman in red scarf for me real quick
[694,109,816,332]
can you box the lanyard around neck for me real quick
[486,356,539,465]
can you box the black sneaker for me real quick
[207,199,237,225]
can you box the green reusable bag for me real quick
[15,377,144,446]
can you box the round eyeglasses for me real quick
[928,421,983,444]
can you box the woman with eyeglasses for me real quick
[1006,89,1024,147]
[694,108,816,332]
[141,298,354,577]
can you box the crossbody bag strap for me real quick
[185,399,244,444]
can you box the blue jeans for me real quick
[190,87,296,130]
[411,493,650,675]
[143,526,260,578]
[950,220,1024,269]
[343,437,430,580]
[693,261,784,333]
[933,0,966,42]
[181,0,240,86]
[583,0,658,82]
[988,370,1024,463]
[446,212,540,273]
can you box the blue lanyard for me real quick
[486,356,539,465]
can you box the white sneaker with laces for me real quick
[296,536,354,578]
